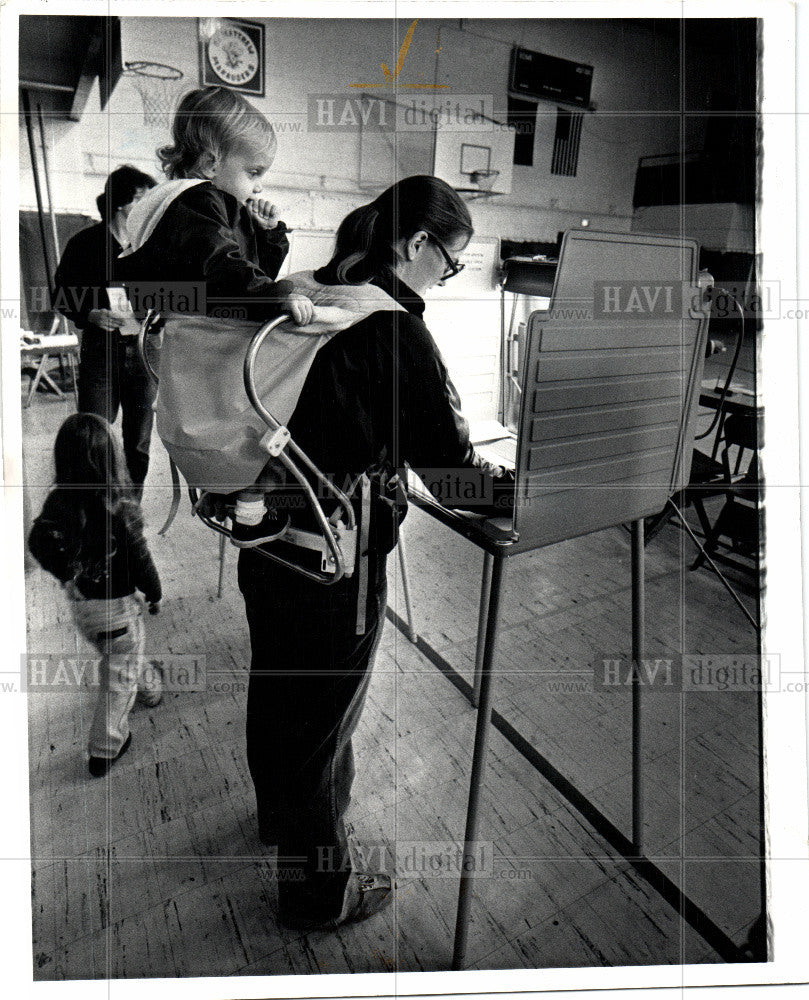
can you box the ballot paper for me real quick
[468,417,512,444]
[106,285,142,337]
[475,438,517,469]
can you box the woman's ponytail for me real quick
[325,175,472,286]
[334,203,381,284]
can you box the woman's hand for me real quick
[88,308,130,332]
[281,294,315,326]
[246,198,281,230]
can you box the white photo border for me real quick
[2,1,807,998]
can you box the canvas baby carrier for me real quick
[124,180,404,619]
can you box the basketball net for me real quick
[124,62,184,129]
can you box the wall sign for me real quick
[199,18,265,96]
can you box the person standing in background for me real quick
[52,165,157,500]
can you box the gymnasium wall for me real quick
[18,17,732,422]
[20,17,692,240]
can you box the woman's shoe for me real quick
[337,873,394,926]
[88,733,132,777]
[278,872,394,931]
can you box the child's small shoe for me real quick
[138,689,163,708]
[88,733,132,777]
[230,509,290,548]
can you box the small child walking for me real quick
[28,413,163,777]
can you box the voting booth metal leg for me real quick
[452,555,508,970]
[396,534,418,643]
[217,532,227,599]
[631,519,645,856]
[471,552,494,708]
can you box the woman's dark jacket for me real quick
[275,266,515,556]
[52,223,127,353]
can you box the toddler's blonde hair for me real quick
[158,86,276,179]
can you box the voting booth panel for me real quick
[511,230,710,552]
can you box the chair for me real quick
[643,286,746,545]
[20,314,79,407]
[691,410,761,571]
[643,447,726,544]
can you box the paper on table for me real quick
[468,418,513,445]
[20,333,79,349]
[475,439,517,470]
[107,286,141,338]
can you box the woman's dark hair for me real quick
[52,413,139,581]
[96,165,156,221]
[327,175,473,284]
[158,86,276,179]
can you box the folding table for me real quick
[20,331,79,407]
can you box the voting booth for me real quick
[498,254,557,431]
[513,229,709,548]
[408,229,712,968]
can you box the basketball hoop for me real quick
[124,61,184,128]
[470,168,500,192]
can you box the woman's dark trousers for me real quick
[238,545,388,925]
[78,337,156,494]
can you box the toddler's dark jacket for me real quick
[29,492,162,604]
[120,181,291,321]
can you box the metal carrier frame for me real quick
[138,310,360,585]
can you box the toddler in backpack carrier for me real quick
[121,86,406,560]
[147,273,405,583]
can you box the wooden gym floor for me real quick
[22,391,764,980]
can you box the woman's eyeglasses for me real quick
[430,235,465,281]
